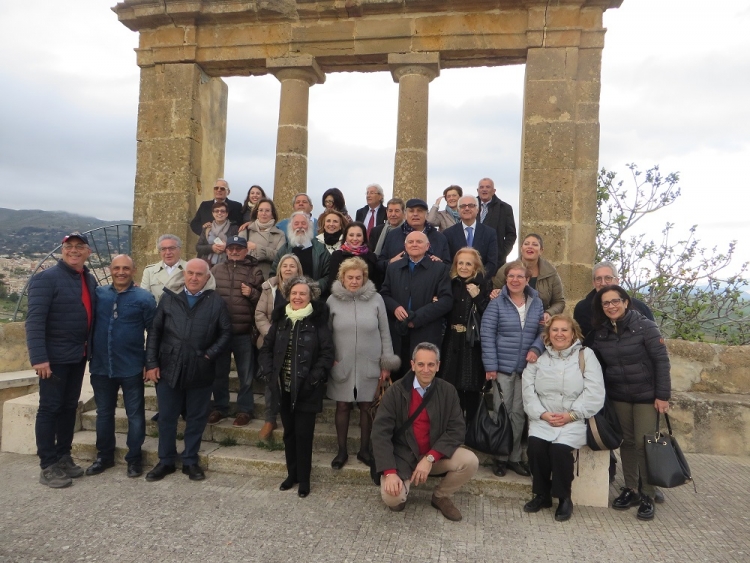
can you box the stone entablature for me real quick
[114,0,620,75]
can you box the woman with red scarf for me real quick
[327,222,381,290]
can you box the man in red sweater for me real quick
[372,342,479,521]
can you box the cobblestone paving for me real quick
[0,452,747,562]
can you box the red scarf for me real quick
[340,243,369,256]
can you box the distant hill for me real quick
[0,208,131,256]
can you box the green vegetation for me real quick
[256,437,284,451]
[597,164,749,344]
[219,436,238,447]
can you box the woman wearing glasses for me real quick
[591,285,671,522]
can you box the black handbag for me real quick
[644,413,696,490]
[464,380,512,457]
[586,397,624,451]
[577,349,623,450]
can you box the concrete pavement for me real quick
[0,451,747,563]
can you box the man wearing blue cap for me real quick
[26,232,97,488]
[207,236,265,427]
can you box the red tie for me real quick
[367,210,375,237]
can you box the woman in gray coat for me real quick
[522,314,605,522]
[326,257,400,470]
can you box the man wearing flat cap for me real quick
[377,198,451,273]
[208,236,265,427]
[26,232,97,488]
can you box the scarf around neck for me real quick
[323,230,343,246]
[255,218,276,231]
[285,302,313,326]
[340,242,369,255]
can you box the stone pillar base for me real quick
[571,446,610,508]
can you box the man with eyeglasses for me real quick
[190,178,244,235]
[573,260,654,347]
[476,177,517,268]
[26,232,97,488]
[442,195,499,278]
[86,255,156,479]
[141,234,188,304]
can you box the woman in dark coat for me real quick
[258,276,335,497]
[327,222,381,290]
[591,285,671,521]
[439,247,490,423]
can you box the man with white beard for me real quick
[271,211,331,293]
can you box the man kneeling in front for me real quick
[372,342,479,521]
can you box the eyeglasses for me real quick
[602,298,624,308]
[63,244,87,251]
[458,204,477,209]
[213,186,227,191]
[594,275,616,284]
[213,209,228,214]
[159,246,178,252]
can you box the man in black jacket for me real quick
[477,177,517,267]
[354,183,387,237]
[443,195,499,278]
[574,260,655,347]
[380,232,452,378]
[189,178,243,235]
[26,232,97,488]
[145,259,232,482]
[372,343,478,521]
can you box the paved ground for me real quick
[0,451,748,563]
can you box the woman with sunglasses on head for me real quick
[591,285,671,522]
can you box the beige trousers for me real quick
[380,447,479,507]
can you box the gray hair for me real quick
[366,183,385,199]
[459,195,479,207]
[215,178,229,189]
[277,253,304,280]
[292,192,312,207]
[156,234,182,251]
[592,261,619,280]
[412,342,440,362]
[281,275,321,301]
[478,177,494,188]
[286,211,314,241]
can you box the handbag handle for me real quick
[653,412,674,438]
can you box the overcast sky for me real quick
[0,1,748,269]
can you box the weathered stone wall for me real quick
[0,323,30,373]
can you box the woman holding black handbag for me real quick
[438,247,489,423]
[591,285,671,521]
[522,314,605,521]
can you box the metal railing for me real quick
[11,223,136,322]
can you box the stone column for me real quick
[520,10,604,303]
[132,63,227,268]
[267,55,325,220]
[388,53,440,202]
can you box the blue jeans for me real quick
[213,334,255,415]
[36,357,87,469]
[90,373,145,464]
[155,381,212,466]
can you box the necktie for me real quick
[466,226,474,247]
[367,210,375,237]
[480,203,488,223]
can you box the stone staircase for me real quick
[71,374,533,499]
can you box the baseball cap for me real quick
[62,232,89,245]
[226,236,248,247]
[405,198,428,210]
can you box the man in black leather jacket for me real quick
[144,259,231,482]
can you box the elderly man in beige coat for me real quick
[140,234,188,304]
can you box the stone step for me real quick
[117,388,364,426]
[79,408,498,465]
[70,430,531,500]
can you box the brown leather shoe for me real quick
[207,410,226,425]
[258,421,277,440]
[431,495,462,522]
[389,501,406,512]
[233,413,253,427]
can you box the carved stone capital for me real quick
[388,52,440,83]
[267,55,326,85]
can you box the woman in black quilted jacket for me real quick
[591,285,671,522]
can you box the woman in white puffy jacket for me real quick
[522,314,605,522]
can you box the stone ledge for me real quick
[0,371,38,390]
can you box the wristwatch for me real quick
[425,454,435,463]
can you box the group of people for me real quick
[25,177,671,525]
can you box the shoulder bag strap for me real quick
[578,347,585,374]
[394,383,437,439]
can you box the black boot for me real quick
[555,498,573,522]
[524,494,553,513]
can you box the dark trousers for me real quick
[36,357,87,469]
[279,391,316,486]
[90,373,145,464]
[155,382,212,466]
[527,436,575,499]
[213,334,255,415]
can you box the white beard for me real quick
[288,231,313,247]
